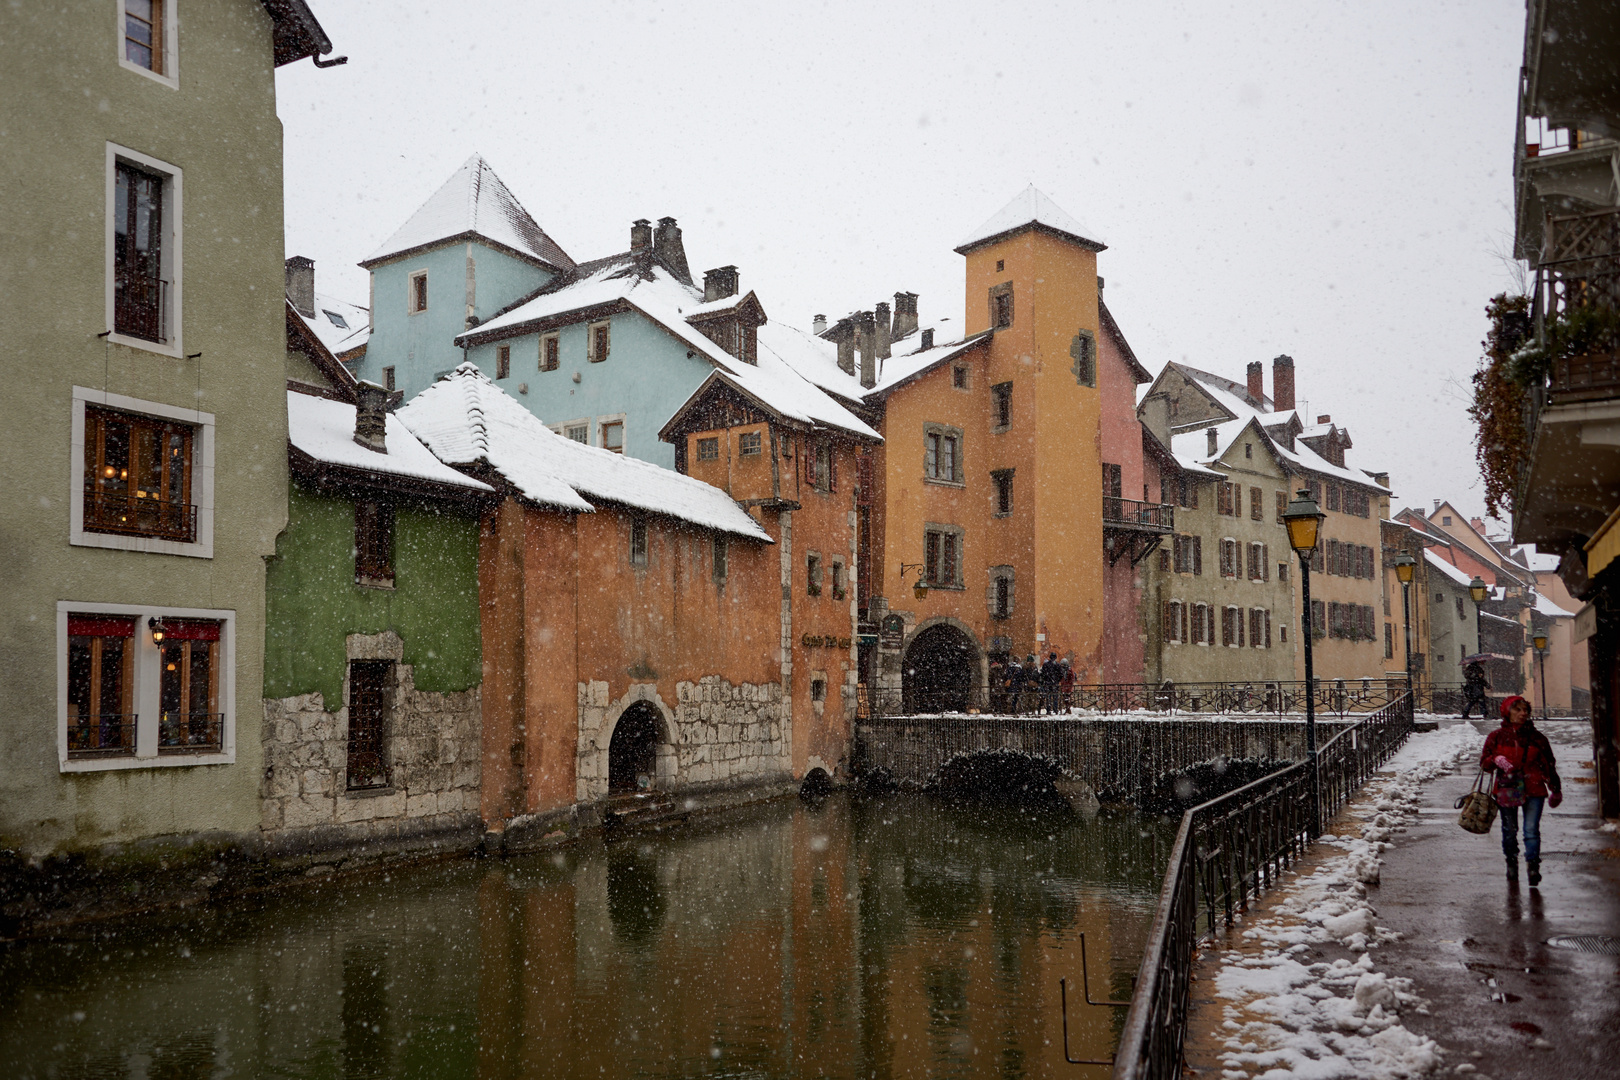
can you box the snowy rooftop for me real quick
[956,186,1108,253]
[865,332,993,396]
[285,391,492,493]
[1423,549,1475,588]
[363,154,574,271]
[756,321,865,403]
[398,364,771,541]
[296,293,369,357]
[1534,591,1575,617]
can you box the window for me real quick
[739,431,762,456]
[1163,600,1184,644]
[1457,596,1466,620]
[1102,463,1123,520]
[713,535,727,582]
[993,469,1014,516]
[991,382,1013,430]
[496,345,511,379]
[1178,476,1199,510]
[1311,599,1325,638]
[601,420,624,454]
[996,259,1005,272]
[952,365,969,390]
[1276,490,1287,523]
[1070,328,1097,387]
[409,270,428,313]
[1325,482,1341,512]
[831,559,847,600]
[1248,542,1269,581]
[1385,623,1394,659]
[924,525,963,587]
[1280,624,1288,643]
[1279,561,1289,583]
[1307,478,1322,503]
[990,283,1014,329]
[82,405,196,544]
[355,501,395,586]
[383,366,396,392]
[565,423,589,444]
[811,439,835,491]
[1217,482,1236,516]
[1222,606,1246,647]
[110,150,181,349]
[807,553,823,596]
[697,437,720,462]
[1220,538,1238,578]
[1345,489,1371,517]
[1172,534,1203,575]
[347,660,393,791]
[158,619,222,754]
[811,678,827,703]
[1192,603,1210,645]
[541,333,560,371]
[1443,515,1453,526]
[923,425,964,484]
[630,518,648,566]
[589,320,611,362]
[990,567,1014,619]
[67,615,136,758]
[1250,487,1263,521]
[119,0,175,85]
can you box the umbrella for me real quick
[1460,653,1514,665]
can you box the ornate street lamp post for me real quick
[1533,630,1549,719]
[1283,489,1326,836]
[1395,551,1417,706]
[1469,576,1489,662]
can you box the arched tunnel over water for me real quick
[0,793,1176,1079]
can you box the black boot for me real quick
[1506,855,1519,882]
[1528,859,1541,887]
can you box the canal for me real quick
[0,793,1171,1078]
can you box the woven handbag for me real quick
[1455,769,1498,834]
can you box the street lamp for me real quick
[1469,576,1489,660]
[1394,551,1417,700]
[1283,488,1326,836]
[1533,629,1549,719]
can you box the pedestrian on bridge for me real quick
[1461,660,1491,718]
[1480,695,1563,887]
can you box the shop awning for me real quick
[1584,503,1620,579]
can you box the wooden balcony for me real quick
[1103,497,1173,566]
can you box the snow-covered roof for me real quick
[865,332,993,396]
[685,292,757,319]
[1519,549,1562,573]
[362,155,573,271]
[1423,549,1475,588]
[459,255,691,342]
[756,321,866,403]
[956,186,1107,253]
[398,364,771,541]
[286,391,492,493]
[1534,592,1575,618]
[296,293,369,357]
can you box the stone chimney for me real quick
[1272,354,1296,412]
[855,311,877,389]
[354,381,389,454]
[1433,499,1442,513]
[1246,361,1264,404]
[892,292,918,340]
[1317,414,1332,425]
[703,265,740,303]
[653,217,692,284]
[874,301,892,360]
[285,256,315,318]
[828,317,856,375]
[1206,426,1219,457]
[631,218,652,252]
[1139,392,1171,447]
[813,314,827,336]
[920,327,934,349]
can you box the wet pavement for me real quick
[1368,718,1620,1080]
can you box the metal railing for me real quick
[67,713,137,758]
[158,711,223,754]
[114,276,169,344]
[1111,694,1412,1080]
[1103,497,1174,532]
[865,678,1449,719]
[83,490,197,543]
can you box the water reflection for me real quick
[0,794,1169,1079]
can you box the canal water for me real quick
[0,794,1171,1079]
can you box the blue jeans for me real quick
[1500,796,1545,863]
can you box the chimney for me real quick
[1139,392,1170,447]
[892,292,919,340]
[1317,414,1331,425]
[1271,354,1296,412]
[703,265,740,303]
[1471,517,1486,533]
[829,317,856,375]
[630,218,652,252]
[285,256,315,319]
[874,301,892,360]
[855,310,877,389]
[1433,499,1442,513]
[652,217,692,285]
[813,314,827,336]
[920,327,934,349]
[354,381,389,454]
[1246,361,1264,404]
[1206,426,1219,457]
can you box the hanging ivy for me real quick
[1468,294,1532,521]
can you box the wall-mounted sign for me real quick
[881,614,905,649]
[1575,602,1596,644]
[801,633,853,649]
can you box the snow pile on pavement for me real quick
[1212,723,1481,1080]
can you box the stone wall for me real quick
[576,679,792,803]
[262,632,481,845]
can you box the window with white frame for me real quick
[71,387,214,558]
[1192,603,1211,645]
[600,416,625,453]
[408,270,428,314]
[58,601,235,772]
[118,0,177,87]
[540,333,560,371]
[107,144,181,355]
[588,320,611,362]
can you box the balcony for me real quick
[1103,497,1173,566]
[84,490,197,543]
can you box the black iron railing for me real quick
[67,713,137,758]
[1111,694,1412,1080]
[83,490,197,543]
[1103,497,1174,532]
[158,711,223,754]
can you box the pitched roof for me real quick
[955,186,1107,254]
[863,332,994,398]
[286,391,493,494]
[294,293,369,358]
[398,364,772,541]
[361,155,574,271]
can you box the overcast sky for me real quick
[277,0,1527,530]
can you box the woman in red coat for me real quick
[1480,695,1563,886]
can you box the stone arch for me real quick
[901,618,986,714]
[597,687,678,795]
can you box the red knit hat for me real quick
[1499,694,1529,718]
